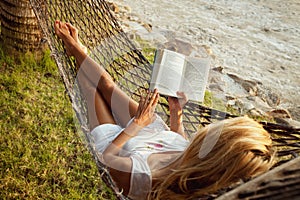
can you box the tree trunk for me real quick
[0,0,42,52]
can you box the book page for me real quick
[180,57,210,102]
[150,49,185,97]
[149,49,163,88]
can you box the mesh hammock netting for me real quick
[29,0,300,199]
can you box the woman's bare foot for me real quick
[65,22,88,54]
[54,20,87,56]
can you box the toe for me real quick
[54,21,70,39]
[66,23,79,42]
[54,20,60,35]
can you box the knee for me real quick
[99,75,115,91]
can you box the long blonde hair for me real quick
[148,116,275,200]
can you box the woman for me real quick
[54,21,275,200]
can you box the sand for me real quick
[112,0,300,120]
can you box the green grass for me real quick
[0,47,114,199]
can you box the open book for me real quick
[149,49,210,102]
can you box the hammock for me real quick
[30,0,300,199]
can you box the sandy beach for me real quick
[112,0,300,121]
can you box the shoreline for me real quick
[107,0,300,125]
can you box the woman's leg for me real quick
[77,71,116,130]
[54,21,139,127]
[77,56,139,127]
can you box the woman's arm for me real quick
[169,105,185,136]
[101,122,142,195]
[102,90,159,194]
[103,89,159,157]
[168,92,188,139]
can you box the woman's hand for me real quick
[134,89,159,127]
[168,91,188,111]
[168,92,188,139]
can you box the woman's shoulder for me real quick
[128,153,152,199]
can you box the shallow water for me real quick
[115,0,300,116]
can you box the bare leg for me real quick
[77,71,116,130]
[77,56,139,127]
[54,21,138,127]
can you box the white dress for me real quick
[91,115,189,199]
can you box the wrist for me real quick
[170,107,182,113]
[132,117,150,128]
[170,109,182,119]
[124,121,143,137]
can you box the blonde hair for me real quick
[148,116,275,200]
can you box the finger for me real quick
[136,95,145,116]
[139,95,146,107]
[152,91,159,106]
[141,91,149,108]
[146,90,151,101]
[176,91,185,98]
[148,89,158,105]
[177,91,188,102]
[139,90,150,110]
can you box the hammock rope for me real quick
[30,0,300,199]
